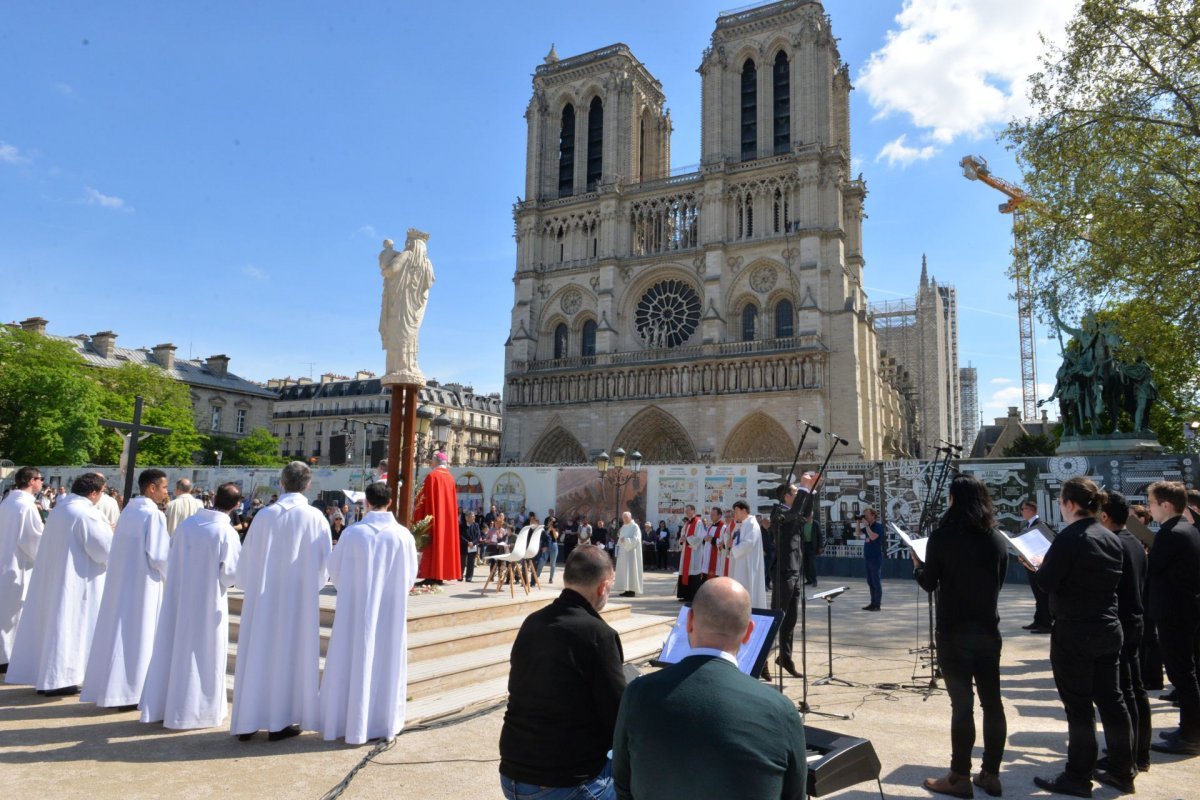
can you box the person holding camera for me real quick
[856,507,884,611]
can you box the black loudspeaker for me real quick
[329,434,348,466]
[369,439,386,467]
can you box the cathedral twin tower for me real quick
[502,0,903,466]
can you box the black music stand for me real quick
[811,586,855,696]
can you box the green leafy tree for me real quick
[206,428,285,467]
[1004,0,1199,441]
[0,328,103,464]
[1002,432,1059,458]
[93,363,203,466]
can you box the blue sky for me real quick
[0,1,1077,430]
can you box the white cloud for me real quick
[981,381,1057,420]
[53,82,73,96]
[84,186,133,212]
[0,141,29,165]
[859,0,1076,154]
[877,134,936,166]
[989,377,1013,385]
[243,265,268,281]
[354,224,377,239]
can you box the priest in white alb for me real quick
[230,461,332,741]
[82,469,170,710]
[319,481,418,744]
[6,472,114,695]
[613,511,644,597]
[0,467,46,673]
[140,482,242,729]
[675,504,708,602]
[728,500,768,609]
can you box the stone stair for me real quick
[224,585,674,725]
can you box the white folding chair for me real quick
[481,526,532,598]
[518,525,545,593]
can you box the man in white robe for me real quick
[710,507,732,579]
[165,478,203,535]
[97,486,120,529]
[82,469,170,710]
[230,461,332,741]
[728,500,767,609]
[614,511,644,597]
[319,481,418,744]
[0,467,46,672]
[6,472,113,695]
[140,482,242,729]
[675,505,708,602]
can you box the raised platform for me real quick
[224,580,675,725]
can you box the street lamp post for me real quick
[213,450,223,468]
[595,446,643,525]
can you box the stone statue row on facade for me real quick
[1041,303,1158,437]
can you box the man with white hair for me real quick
[612,577,807,799]
[614,512,644,597]
[165,478,203,535]
[230,461,332,741]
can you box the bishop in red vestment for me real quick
[414,453,460,583]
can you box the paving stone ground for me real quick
[2,572,1194,799]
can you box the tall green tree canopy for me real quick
[205,428,284,467]
[1005,0,1199,443]
[94,363,204,466]
[0,328,103,465]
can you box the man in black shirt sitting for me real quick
[499,545,625,799]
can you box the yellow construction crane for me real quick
[960,155,1038,421]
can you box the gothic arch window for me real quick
[773,50,790,155]
[553,323,569,360]
[741,303,758,342]
[558,104,575,198]
[774,298,794,338]
[587,97,604,191]
[635,279,701,349]
[581,319,597,357]
[740,59,757,162]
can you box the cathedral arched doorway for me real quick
[612,406,697,463]
[527,426,588,465]
[721,411,794,462]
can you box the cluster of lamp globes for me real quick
[596,447,643,477]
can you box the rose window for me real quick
[635,279,701,349]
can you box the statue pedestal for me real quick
[1057,432,1164,456]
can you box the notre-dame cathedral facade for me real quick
[502,0,906,465]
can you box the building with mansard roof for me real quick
[502,0,905,464]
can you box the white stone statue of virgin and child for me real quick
[378,229,435,386]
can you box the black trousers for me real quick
[460,545,475,580]
[1118,637,1151,767]
[772,573,801,662]
[1141,619,1164,690]
[1158,617,1200,741]
[937,627,1006,775]
[1027,568,1051,625]
[1049,626,1133,781]
[801,540,819,585]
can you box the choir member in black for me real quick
[767,474,816,679]
[1096,491,1151,772]
[1034,477,1135,797]
[1146,480,1200,756]
[912,474,1008,798]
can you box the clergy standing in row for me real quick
[614,512,644,597]
[728,500,767,609]
[82,469,170,710]
[230,461,332,741]
[676,505,708,602]
[6,473,113,695]
[0,467,45,673]
[414,452,460,586]
[140,482,243,730]
[710,507,732,578]
[320,482,418,744]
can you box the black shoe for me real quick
[862,604,878,611]
[0,662,7,675]
[1158,728,1180,740]
[237,732,255,742]
[1162,688,1178,702]
[268,725,301,742]
[1033,772,1092,797]
[760,665,772,681]
[42,685,81,697]
[1093,770,1135,794]
[777,657,802,678]
[1022,622,1039,630]
[1028,625,1053,634]
[1151,735,1200,755]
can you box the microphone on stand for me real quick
[826,432,849,446]
[937,440,963,452]
[798,419,823,434]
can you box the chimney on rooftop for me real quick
[152,343,177,372]
[355,370,375,381]
[321,372,339,384]
[19,317,48,335]
[92,331,117,359]
[206,354,230,378]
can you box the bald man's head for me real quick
[688,577,754,654]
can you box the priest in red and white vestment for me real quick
[414,452,460,585]
[709,507,733,579]
[674,504,709,602]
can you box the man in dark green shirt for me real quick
[612,577,807,800]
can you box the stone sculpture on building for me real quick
[379,230,434,385]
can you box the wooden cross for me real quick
[99,395,172,504]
